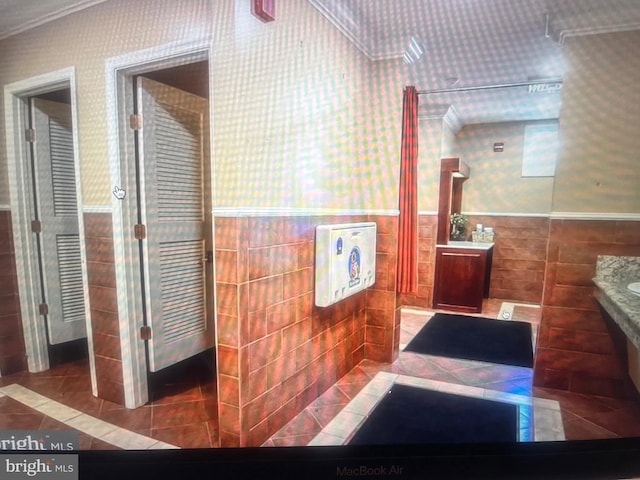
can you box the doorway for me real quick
[105,41,217,408]
[134,63,216,397]
[4,68,95,391]
[29,89,89,367]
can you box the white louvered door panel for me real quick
[32,98,87,345]
[138,77,213,372]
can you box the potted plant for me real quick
[450,213,469,240]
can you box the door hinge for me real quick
[31,219,42,233]
[140,325,152,340]
[134,224,146,240]
[129,114,142,130]
[25,128,35,143]
[39,303,49,315]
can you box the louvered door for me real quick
[137,77,213,372]
[32,98,86,345]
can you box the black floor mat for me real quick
[404,313,534,367]
[349,384,519,445]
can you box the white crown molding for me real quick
[211,207,399,217]
[307,0,403,61]
[443,105,463,135]
[550,212,640,221]
[418,104,449,121]
[0,0,108,41]
[557,23,640,46]
[308,0,373,59]
[418,105,464,134]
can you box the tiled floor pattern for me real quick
[533,386,640,440]
[267,301,564,446]
[0,353,219,449]
[2,300,640,448]
[307,371,547,446]
[0,384,177,450]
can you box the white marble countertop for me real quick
[436,241,495,250]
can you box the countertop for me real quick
[436,241,495,251]
[593,255,640,351]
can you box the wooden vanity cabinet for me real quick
[432,244,493,313]
[432,157,493,313]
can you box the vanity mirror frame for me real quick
[436,157,470,244]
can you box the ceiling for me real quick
[1,0,639,125]
[309,0,640,125]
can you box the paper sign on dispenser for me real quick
[315,222,377,307]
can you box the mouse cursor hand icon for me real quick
[113,186,126,200]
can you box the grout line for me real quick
[0,384,179,450]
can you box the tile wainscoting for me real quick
[399,214,640,401]
[214,214,399,447]
[534,219,640,398]
[397,215,437,308]
[0,209,26,376]
[2,208,400,447]
[398,214,549,309]
[83,211,126,404]
[468,215,549,304]
[0,208,126,403]
[5,207,637,442]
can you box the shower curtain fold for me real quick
[396,86,418,294]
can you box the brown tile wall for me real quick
[0,210,27,375]
[467,215,549,304]
[533,219,640,398]
[366,215,400,363]
[397,215,436,309]
[398,214,548,309]
[214,214,397,447]
[84,212,125,405]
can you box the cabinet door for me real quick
[433,249,487,313]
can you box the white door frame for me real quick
[105,38,216,408]
[3,68,97,395]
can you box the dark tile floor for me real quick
[2,300,640,448]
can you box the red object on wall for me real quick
[252,0,275,22]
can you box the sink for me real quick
[628,282,640,297]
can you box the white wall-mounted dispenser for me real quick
[315,222,377,307]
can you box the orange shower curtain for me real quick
[396,86,418,293]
